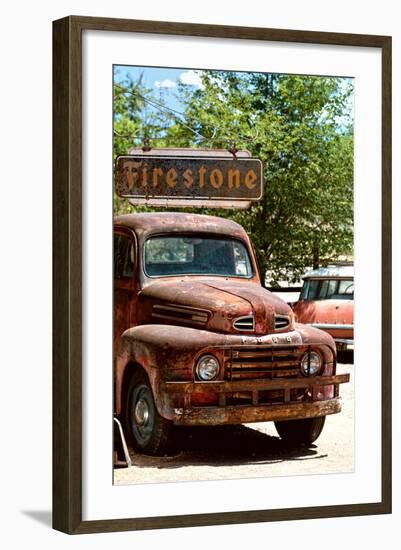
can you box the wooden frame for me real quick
[53,15,392,534]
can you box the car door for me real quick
[114,228,138,356]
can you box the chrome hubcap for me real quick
[134,398,149,427]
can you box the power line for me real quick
[114,83,260,146]
[115,83,210,143]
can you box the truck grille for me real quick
[274,315,290,330]
[225,346,302,380]
[152,304,209,326]
[233,316,255,331]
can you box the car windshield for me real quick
[144,235,254,278]
[300,278,354,300]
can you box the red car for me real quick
[292,266,354,352]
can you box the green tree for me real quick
[113,76,175,214]
[113,71,354,284]
[172,72,354,284]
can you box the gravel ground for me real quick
[114,359,354,485]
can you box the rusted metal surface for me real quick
[113,228,139,356]
[113,212,349,433]
[163,374,349,398]
[171,398,343,426]
[115,323,336,419]
[138,279,293,335]
[293,299,354,343]
[294,300,353,340]
[116,147,263,209]
[157,345,347,425]
[116,155,263,201]
[114,211,252,241]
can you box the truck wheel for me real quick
[274,416,326,446]
[126,370,171,455]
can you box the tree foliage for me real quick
[113,71,353,284]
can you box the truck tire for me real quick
[274,416,326,445]
[125,370,172,455]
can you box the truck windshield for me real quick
[144,235,254,278]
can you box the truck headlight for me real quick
[195,355,220,381]
[300,351,322,376]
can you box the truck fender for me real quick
[114,324,230,418]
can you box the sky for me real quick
[114,65,205,114]
[113,65,354,133]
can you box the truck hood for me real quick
[137,279,293,335]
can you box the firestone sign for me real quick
[115,148,263,208]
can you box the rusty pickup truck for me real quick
[114,212,349,455]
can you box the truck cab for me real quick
[114,212,349,454]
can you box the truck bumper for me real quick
[172,397,342,426]
[162,373,349,426]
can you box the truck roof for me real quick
[303,265,354,279]
[114,212,248,240]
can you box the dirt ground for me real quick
[114,357,354,485]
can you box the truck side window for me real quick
[114,233,134,279]
[336,280,354,299]
[233,241,253,277]
[318,279,337,299]
[302,279,319,300]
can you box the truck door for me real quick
[114,229,137,357]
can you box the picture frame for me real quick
[52,15,392,534]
